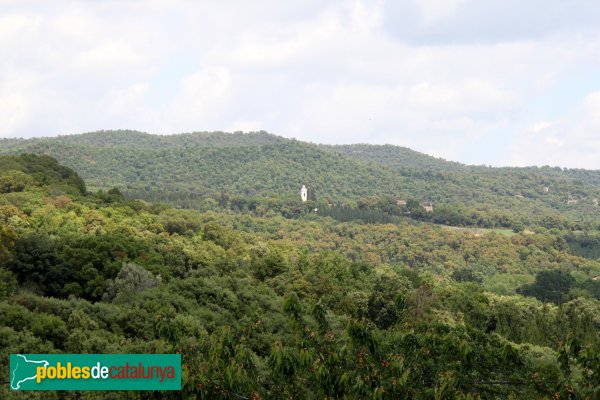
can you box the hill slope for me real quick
[320,143,465,172]
[1,154,599,398]
[324,143,600,222]
[2,130,600,228]
[1,131,407,200]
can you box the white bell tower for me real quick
[300,185,308,202]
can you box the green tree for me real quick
[0,170,35,193]
[0,223,16,265]
[102,262,161,303]
[367,273,411,329]
[518,270,575,305]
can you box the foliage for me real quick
[102,262,161,303]
[517,270,576,305]
[0,154,85,194]
[0,170,35,194]
[0,222,16,265]
[0,153,599,399]
[3,131,600,230]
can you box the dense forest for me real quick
[1,153,599,399]
[2,131,600,231]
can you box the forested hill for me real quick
[0,130,406,200]
[320,143,465,172]
[1,154,599,398]
[0,130,286,150]
[2,130,600,228]
[325,143,600,195]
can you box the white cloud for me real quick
[0,69,48,137]
[105,83,149,116]
[506,90,600,168]
[0,14,40,43]
[163,67,233,132]
[228,120,264,132]
[74,42,145,74]
[416,0,469,26]
[1,1,600,167]
[583,91,600,123]
[531,121,552,133]
[544,136,564,146]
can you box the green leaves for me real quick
[103,262,161,303]
[310,299,328,333]
[0,222,16,265]
[1,152,600,399]
[283,292,302,322]
[518,269,576,305]
[0,170,34,194]
[0,154,85,194]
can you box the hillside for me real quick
[0,131,403,198]
[320,143,465,172]
[324,143,600,226]
[325,143,600,186]
[2,130,600,229]
[1,154,599,399]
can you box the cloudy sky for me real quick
[2,1,600,168]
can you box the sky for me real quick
[2,1,600,168]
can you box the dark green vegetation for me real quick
[1,153,599,399]
[3,130,600,230]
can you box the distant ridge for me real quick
[2,130,600,227]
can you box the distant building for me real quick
[594,198,599,206]
[396,199,407,206]
[421,202,434,213]
[300,185,308,202]
[566,197,579,205]
[543,187,549,193]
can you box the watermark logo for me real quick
[10,354,181,391]
[10,354,49,390]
